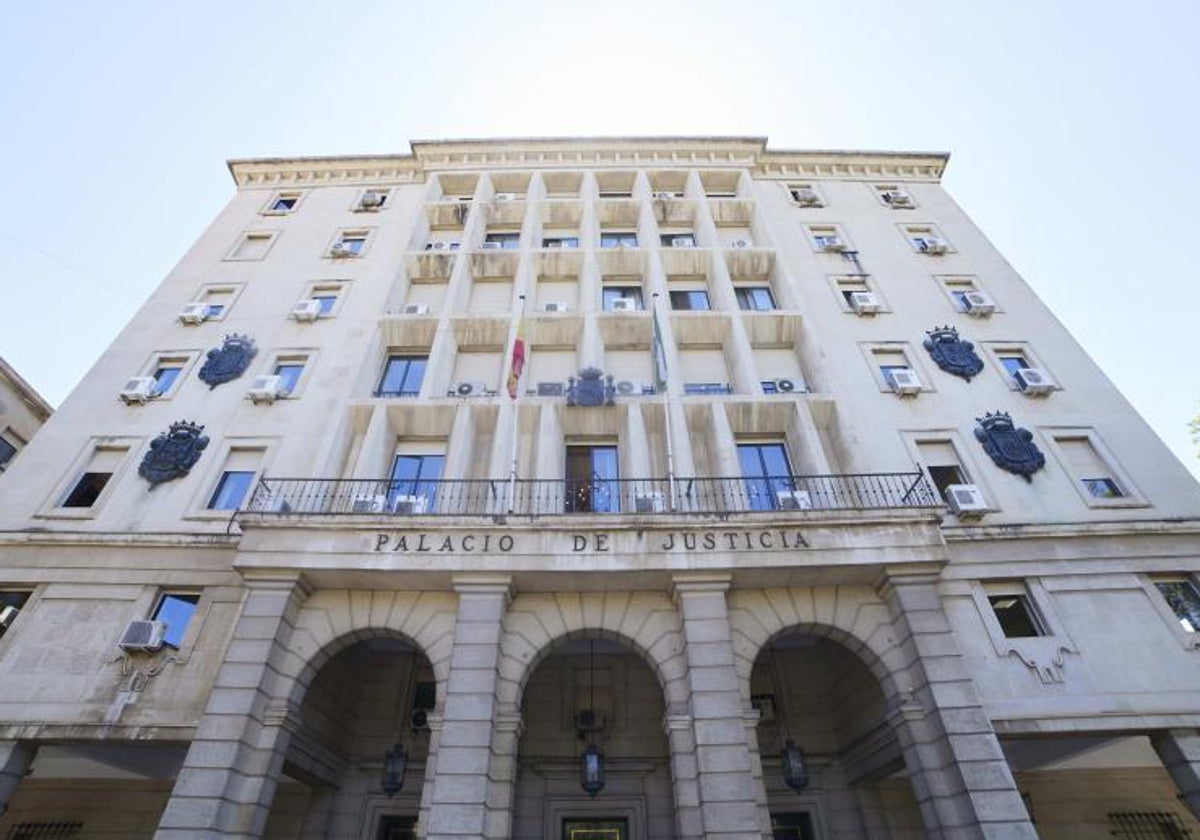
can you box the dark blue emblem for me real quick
[198,334,257,389]
[923,326,983,381]
[567,368,615,407]
[974,412,1044,482]
[138,421,209,488]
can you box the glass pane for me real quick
[999,356,1028,377]
[0,437,17,469]
[379,357,406,394]
[152,366,181,396]
[153,593,200,647]
[207,470,255,510]
[1156,581,1200,632]
[62,472,112,508]
[400,358,426,395]
[313,295,337,315]
[988,594,1043,637]
[274,364,305,394]
[1082,477,1123,498]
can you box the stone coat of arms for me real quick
[567,368,615,407]
[974,412,1044,481]
[139,421,209,488]
[923,326,984,381]
[199,334,257,389]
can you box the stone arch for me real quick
[728,586,909,704]
[496,590,689,713]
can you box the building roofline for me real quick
[0,357,53,420]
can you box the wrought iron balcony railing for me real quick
[242,473,939,518]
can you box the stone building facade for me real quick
[0,136,1198,840]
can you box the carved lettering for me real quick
[461,535,475,552]
[573,535,588,552]
[498,535,514,552]
[374,534,389,552]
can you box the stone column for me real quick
[673,574,771,840]
[876,569,1036,840]
[154,574,311,840]
[1151,729,1200,822]
[0,741,35,816]
[665,713,704,840]
[424,575,511,840]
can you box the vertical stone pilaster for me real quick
[741,710,774,838]
[0,741,35,817]
[664,713,704,840]
[424,575,511,840]
[877,569,1036,840]
[154,574,311,840]
[1151,728,1200,822]
[415,710,444,839]
[673,574,771,840]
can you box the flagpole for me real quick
[652,293,677,510]
[506,294,526,513]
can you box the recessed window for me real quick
[807,225,847,252]
[669,290,710,311]
[542,235,579,249]
[565,445,619,513]
[195,285,240,320]
[207,470,255,511]
[735,286,775,311]
[0,590,31,640]
[602,286,643,311]
[273,360,306,395]
[1155,578,1200,633]
[600,231,638,249]
[60,446,127,509]
[875,185,915,208]
[660,233,696,248]
[904,225,951,254]
[152,592,200,648]
[151,362,183,397]
[264,192,301,215]
[833,276,877,311]
[484,232,520,249]
[870,347,918,392]
[425,239,461,251]
[377,355,427,397]
[332,231,368,257]
[738,442,795,511]
[996,354,1031,382]
[1053,435,1128,500]
[229,231,277,261]
[0,435,19,472]
[788,183,823,207]
[388,453,445,512]
[987,589,1045,638]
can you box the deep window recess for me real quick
[735,286,775,311]
[927,464,967,501]
[660,233,697,247]
[152,592,200,648]
[997,354,1031,381]
[207,470,255,511]
[270,195,297,213]
[564,445,619,513]
[669,290,710,311]
[542,236,579,249]
[1155,579,1200,633]
[878,364,912,390]
[602,286,643,311]
[484,232,521,249]
[273,362,305,395]
[62,472,112,508]
[151,364,182,397]
[600,231,638,249]
[377,355,427,397]
[388,454,445,510]
[0,436,17,471]
[988,593,1045,638]
[737,442,795,511]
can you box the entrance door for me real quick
[375,815,416,840]
[562,817,629,840]
[565,445,619,513]
[737,441,795,510]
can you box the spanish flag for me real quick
[506,317,526,399]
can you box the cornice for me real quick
[0,530,240,549]
[227,136,950,187]
[940,517,1200,543]
[0,356,53,420]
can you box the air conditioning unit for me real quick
[291,299,322,322]
[731,237,753,249]
[359,190,385,210]
[452,381,489,397]
[543,302,569,313]
[392,494,430,515]
[849,291,881,314]
[248,375,284,404]
[350,493,387,514]
[610,297,639,312]
[403,303,431,315]
[256,491,292,513]
[820,237,847,252]
[888,368,923,395]
[634,492,666,513]
[178,302,209,324]
[653,191,676,199]
[536,381,565,397]
[945,484,988,517]
[962,291,996,316]
[120,376,158,404]
[772,378,798,393]
[118,620,168,653]
[330,242,354,258]
[1014,367,1055,395]
[430,240,452,251]
[919,237,949,254]
[791,188,822,206]
[776,489,813,510]
[615,380,638,395]
[671,236,695,248]
[494,192,519,201]
[574,709,605,732]
[481,241,505,250]
[882,190,913,207]
[0,605,19,629]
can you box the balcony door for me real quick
[388,453,444,512]
[737,442,795,511]
[565,445,619,513]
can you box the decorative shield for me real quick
[974,412,1044,481]
[139,421,209,488]
[198,334,257,389]
[923,326,983,381]
[567,368,616,407]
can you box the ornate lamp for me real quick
[381,742,408,797]
[781,739,808,792]
[579,638,606,797]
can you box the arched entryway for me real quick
[513,634,678,840]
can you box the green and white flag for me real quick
[652,302,668,393]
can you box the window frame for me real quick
[934,275,1000,315]
[980,342,1056,392]
[668,289,711,312]
[353,187,392,212]
[902,431,992,510]
[805,224,850,252]
[301,280,349,318]
[861,343,931,394]
[151,591,203,649]
[601,285,644,312]
[376,353,429,398]
[185,438,277,520]
[261,190,304,216]
[873,183,917,209]
[138,350,200,400]
[734,285,777,312]
[901,223,954,254]
[830,274,887,314]
[599,230,639,249]
[0,588,36,646]
[261,349,315,398]
[786,182,825,207]
[1141,573,1200,650]
[0,430,23,473]
[189,283,245,322]
[224,229,280,262]
[328,228,374,259]
[1041,427,1146,509]
[39,437,138,519]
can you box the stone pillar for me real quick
[665,713,704,840]
[0,741,35,816]
[424,575,511,840]
[673,574,771,840]
[1151,729,1200,822]
[876,569,1036,840]
[154,575,310,840]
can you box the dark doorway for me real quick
[562,817,629,840]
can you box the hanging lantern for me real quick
[381,743,408,797]
[580,743,606,797]
[781,739,808,792]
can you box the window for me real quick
[869,347,919,392]
[1051,434,1130,501]
[150,363,182,397]
[660,233,696,248]
[904,225,951,253]
[264,192,300,214]
[683,383,732,395]
[195,285,240,320]
[875,184,915,208]
[879,365,912,389]
[738,442,795,511]
[600,231,638,249]
[987,587,1045,638]
[0,590,31,640]
[207,469,255,511]
[60,446,127,508]
[735,286,776,311]
[152,592,200,648]
[332,232,367,257]
[669,290,710,311]
[0,435,18,472]
[377,355,427,397]
[807,225,846,251]
[565,445,619,513]
[303,283,345,317]
[424,240,461,251]
[833,276,876,311]
[602,286,643,311]
[273,361,305,395]
[997,353,1031,382]
[542,235,579,249]
[228,231,277,261]
[1155,578,1200,633]
[788,184,823,207]
[916,440,971,502]
[484,232,520,249]
[388,453,445,511]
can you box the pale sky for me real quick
[2,1,1199,479]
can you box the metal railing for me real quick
[243,472,939,518]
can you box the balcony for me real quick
[241,473,939,519]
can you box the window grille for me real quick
[1109,811,1192,839]
[7,823,83,840]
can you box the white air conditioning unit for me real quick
[1014,367,1055,395]
[350,493,387,514]
[919,237,949,254]
[849,291,881,314]
[543,302,569,313]
[430,240,452,251]
[494,192,519,201]
[653,191,676,199]
[615,380,638,396]
[776,489,813,510]
[882,190,913,206]
[945,484,988,517]
[888,368,923,395]
[291,299,322,322]
[330,242,354,258]
[634,492,666,512]
[392,494,430,515]
[0,605,19,629]
[773,378,798,393]
[178,302,209,324]
[792,188,822,206]
[118,620,168,653]
[453,381,489,397]
[671,237,695,248]
[730,237,754,249]
[403,303,431,315]
[120,376,157,404]
[962,291,996,316]
[820,237,847,252]
[359,190,385,210]
[248,375,284,404]
[610,297,639,312]
[481,241,505,250]
[257,491,292,513]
